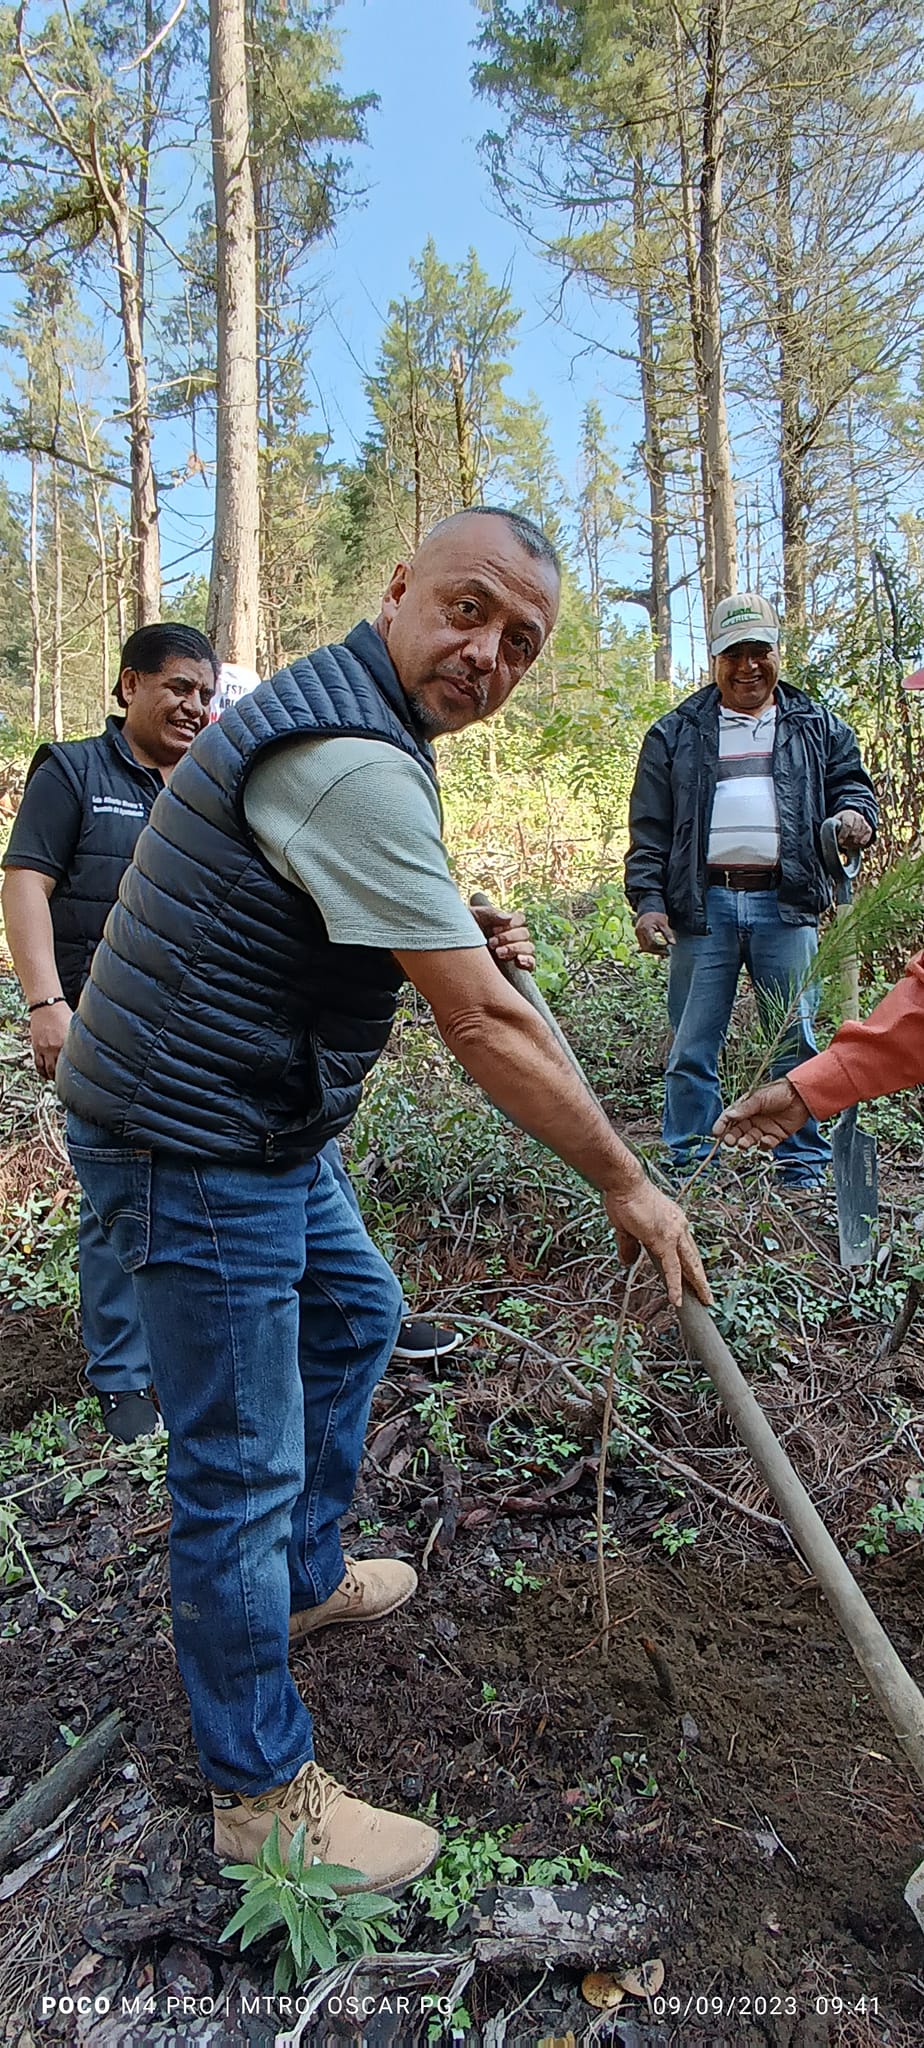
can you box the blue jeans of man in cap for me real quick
[66,1115,402,1792]
[663,886,831,1184]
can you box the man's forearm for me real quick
[1,872,62,1005]
[436,987,645,1197]
[794,952,924,1118]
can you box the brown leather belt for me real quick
[706,864,781,891]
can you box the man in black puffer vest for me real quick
[2,624,219,1442]
[57,508,711,1891]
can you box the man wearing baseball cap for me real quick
[625,592,878,1183]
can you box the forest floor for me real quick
[1,956,924,2048]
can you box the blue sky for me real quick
[305,0,610,467]
[0,0,662,654]
[156,0,643,613]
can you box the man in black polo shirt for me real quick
[1,624,219,1440]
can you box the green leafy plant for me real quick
[494,1295,539,1335]
[414,1816,615,1930]
[413,1386,465,1464]
[0,1501,75,1617]
[219,1819,400,1992]
[652,1517,698,1557]
[427,2004,472,2045]
[487,1415,580,1480]
[117,1431,168,1499]
[855,1491,924,1557]
[62,1465,108,1508]
[569,1749,660,1825]
[0,1404,76,1480]
[0,1192,80,1316]
[500,1557,542,1595]
[0,1504,25,1589]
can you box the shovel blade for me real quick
[831,1107,878,1268]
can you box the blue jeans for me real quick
[321,1139,409,1317]
[664,887,831,1183]
[66,1116,403,1792]
[78,1196,151,1395]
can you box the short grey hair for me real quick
[430,505,560,577]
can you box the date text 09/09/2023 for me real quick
[652,1996,879,2021]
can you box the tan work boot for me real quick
[289,1557,417,1645]
[212,1760,440,1892]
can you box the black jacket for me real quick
[57,623,437,1164]
[2,719,163,1006]
[624,679,878,933]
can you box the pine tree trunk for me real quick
[632,158,672,684]
[207,0,260,666]
[51,461,63,742]
[699,0,737,602]
[108,182,160,625]
[28,449,42,736]
[256,238,282,673]
[250,16,278,677]
[114,520,128,651]
[673,10,714,640]
[134,0,154,349]
[775,120,806,629]
[68,371,111,716]
[846,394,863,611]
[450,348,476,507]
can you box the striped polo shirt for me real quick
[706,704,779,867]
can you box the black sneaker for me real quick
[390,1318,463,1363]
[97,1389,161,1445]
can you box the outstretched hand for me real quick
[604,1177,712,1309]
[713,1076,809,1153]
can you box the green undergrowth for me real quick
[0,1396,168,1632]
[412,1813,617,1932]
[3,903,924,1574]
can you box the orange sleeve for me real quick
[793,953,924,1118]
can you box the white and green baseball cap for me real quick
[709,593,780,657]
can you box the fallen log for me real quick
[469,1883,663,1968]
[0,1710,124,1870]
[83,1903,228,1958]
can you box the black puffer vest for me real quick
[30,720,163,1005]
[57,625,437,1164]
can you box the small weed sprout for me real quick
[117,1431,168,1500]
[500,1558,541,1595]
[652,1517,698,1557]
[412,1386,465,1471]
[569,1749,660,1824]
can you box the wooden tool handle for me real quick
[472,893,924,1785]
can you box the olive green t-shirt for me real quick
[243,735,486,951]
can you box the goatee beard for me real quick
[403,689,451,740]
